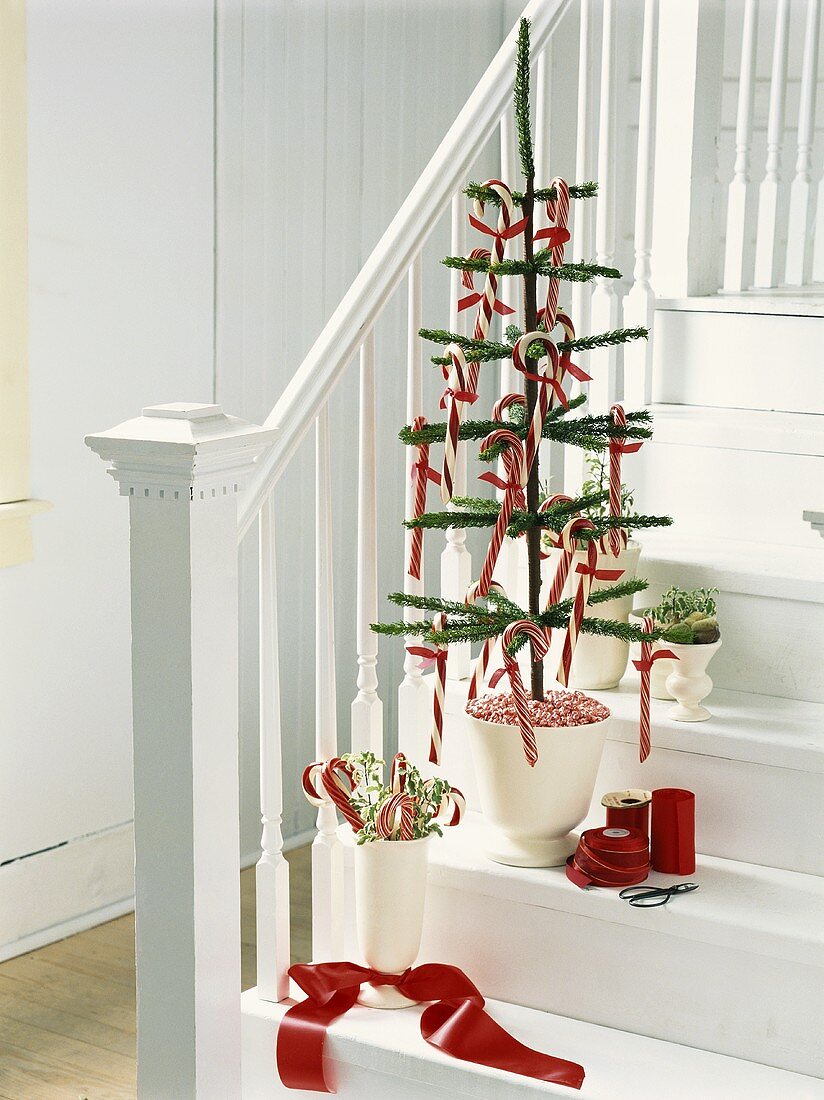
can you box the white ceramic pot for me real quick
[465,713,610,867]
[354,834,432,1009]
[665,639,722,722]
[546,541,641,690]
[629,608,674,699]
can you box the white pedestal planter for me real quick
[354,836,432,1009]
[544,541,641,689]
[465,714,610,868]
[629,608,675,699]
[666,639,722,722]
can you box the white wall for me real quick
[0,0,215,957]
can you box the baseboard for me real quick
[0,820,135,963]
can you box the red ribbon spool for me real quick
[566,826,650,889]
[651,788,696,875]
[601,789,652,838]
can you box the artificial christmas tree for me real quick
[373,19,672,866]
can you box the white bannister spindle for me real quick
[753,0,791,288]
[441,193,471,677]
[588,0,620,410]
[256,492,290,1002]
[535,44,566,493]
[398,257,430,759]
[623,0,659,407]
[785,0,821,285]
[352,331,384,755]
[313,406,344,961]
[723,0,759,293]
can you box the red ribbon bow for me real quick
[468,211,529,242]
[633,648,678,674]
[407,643,447,675]
[439,387,479,410]
[533,225,571,247]
[276,961,585,1093]
[410,459,441,485]
[574,559,625,583]
[477,469,527,506]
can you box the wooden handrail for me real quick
[237,0,572,539]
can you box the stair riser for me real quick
[585,738,824,876]
[404,700,824,875]
[638,578,824,704]
[652,308,824,414]
[632,443,823,550]
[418,884,823,1078]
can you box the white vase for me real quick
[629,608,675,699]
[547,541,641,690]
[665,639,722,722]
[354,834,432,1009]
[465,713,610,867]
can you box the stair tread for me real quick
[588,674,824,773]
[242,986,824,1098]
[647,403,824,456]
[657,291,824,317]
[424,814,824,968]
[637,530,824,602]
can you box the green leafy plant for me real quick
[648,585,720,645]
[343,752,457,844]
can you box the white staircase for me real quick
[85,0,824,1096]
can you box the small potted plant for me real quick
[302,751,464,1008]
[631,586,721,720]
[538,450,644,690]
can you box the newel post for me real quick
[86,403,275,1099]
[651,0,724,297]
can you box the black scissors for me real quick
[619,883,699,907]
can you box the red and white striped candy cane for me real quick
[389,751,409,793]
[491,620,552,766]
[545,516,596,609]
[512,331,563,475]
[439,343,477,503]
[535,178,571,332]
[632,616,678,762]
[406,611,448,765]
[375,791,416,840]
[465,579,507,702]
[301,757,365,833]
[407,416,441,579]
[557,541,625,687]
[476,429,527,597]
[457,247,492,313]
[537,494,577,560]
[607,403,643,557]
[492,391,526,424]
[427,783,467,828]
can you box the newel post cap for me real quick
[85,402,277,500]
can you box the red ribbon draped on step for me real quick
[276,961,585,1093]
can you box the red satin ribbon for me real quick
[276,961,586,1093]
[411,459,441,486]
[566,827,650,889]
[574,559,624,583]
[533,225,571,247]
[406,644,447,677]
[439,387,479,410]
[468,211,529,241]
[458,291,515,316]
[477,470,526,503]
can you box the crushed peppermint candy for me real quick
[466,690,610,728]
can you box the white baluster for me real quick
[441,193,471,678]
[588,0,620,411]
[753,0,791,288]
[623,0,659,407]
[351,331,384,755]
[256,492,290,1002]
[312,406,344,961]
[723,0,759,293]
[786,0,821,285]
[398,256,431,761]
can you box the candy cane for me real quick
[535,177,571,332]
[407,416,441,579]
[375,791,416,840]
[428,783,467,828]
[557,541,624,687]
[512,332,560,476]
[490,620,551,766]
[457,248,492,313]
[439,344,477,503]
[607,403,643,557]
[492,391,526,424]
[389,751,409,794]
[632,616,678,762]
[465,579,507,702]
[537,493,577,560]
[545,516,597,609]
[406,611,448,764]
[476,429,527,597]
[301,757,365,833]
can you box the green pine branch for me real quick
[442,254,621,281]
[423,326,649,367]
[515,19,534,179]
[465,180,598,207]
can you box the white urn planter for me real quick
[465,711,610,867]
[629,607,675,699]
[665,639,722,722]
[354,835,432,1009]
[543,540,641,689]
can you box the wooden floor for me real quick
[0,846,311,1099]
